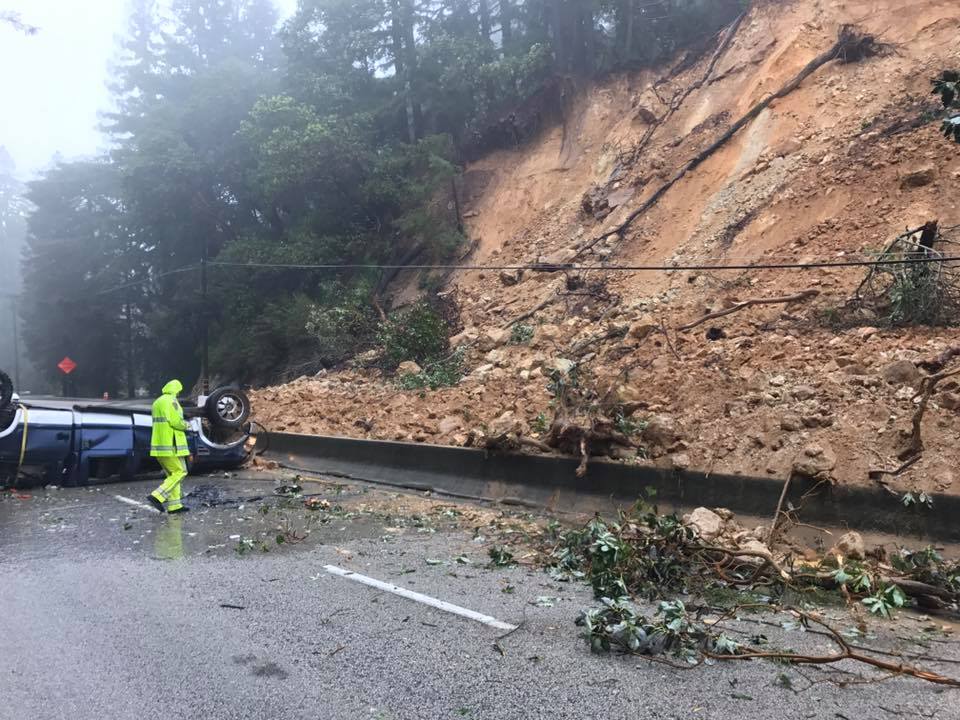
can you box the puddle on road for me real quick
[10,472,956,566]
[159,478,550,564]
[1,474,497,562]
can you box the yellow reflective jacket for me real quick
[150,379,190,457]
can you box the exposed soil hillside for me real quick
[254,0,960,498]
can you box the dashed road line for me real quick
[112,494,162,514]
[323,564,517,631]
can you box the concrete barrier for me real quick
[261,432,960,542]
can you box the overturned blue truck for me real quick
[0,369,253,487]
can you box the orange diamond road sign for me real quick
[57,357,77,375]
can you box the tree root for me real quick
[542,416,635,479]
[678,290,819,331]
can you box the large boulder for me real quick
[881,360,922,387]
[499,268,523,286]
[684,507,724,540]
[485,349,507,367]
[438,416,463,435]
[939,392,960,411]
[476,327,511,352]
[488,411,521,437]
[397,361,422,376]
[642,415,680,449]
[780,414,803,432]
[900,165,936,188]
[538,248,578,267]
[792,443,837,478]
[737,539,773,562]
[628,314,659,341]
[771,137,802,158]
[830,531,865,561]
[450,328,479,349]
[596,369,643,410]
[533,324,563,348]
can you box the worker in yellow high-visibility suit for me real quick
[146,379,191,514]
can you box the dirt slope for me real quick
[254,0,960,498]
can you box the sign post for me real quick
[58,356,77,397]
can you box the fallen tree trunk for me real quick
[678,290,819,331]
[633,11,748,159]
[576,25,882,259]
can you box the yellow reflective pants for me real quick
[151,456,187,512]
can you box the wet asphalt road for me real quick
[1,472,958,720]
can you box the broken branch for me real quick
[903,366,960,459]
[768,473,793,545]
[678,290,819,331]
[506,291,558,328]
[708,610,960,688]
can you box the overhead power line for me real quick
[95,264,201,296]
[208,254,960,273]
[89,251,960,297]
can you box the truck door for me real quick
[75,410,135,481]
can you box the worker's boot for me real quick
[147,495,165,513]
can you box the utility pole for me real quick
[125,290,135,399]
[201,236,209,395]
[9,295,20,390]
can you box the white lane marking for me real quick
[113,494,162,514]
[323,564,517,631]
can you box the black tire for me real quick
[0,369,12,411]
[204,386,251,430]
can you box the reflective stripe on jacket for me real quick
[150,379,190,458]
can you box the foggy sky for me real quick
[0,0,298,180]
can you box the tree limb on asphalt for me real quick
[707,609,960,688]
[678,290,819,331]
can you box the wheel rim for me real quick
[216,394,245,422]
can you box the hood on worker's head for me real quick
[162,379,183,397]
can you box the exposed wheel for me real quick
[204,386,251,430]
[0,406,15,434]
[0,369,12,411]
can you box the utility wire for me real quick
[208,254,960,273]
[95,264,201,296]
[88,244,960,297]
